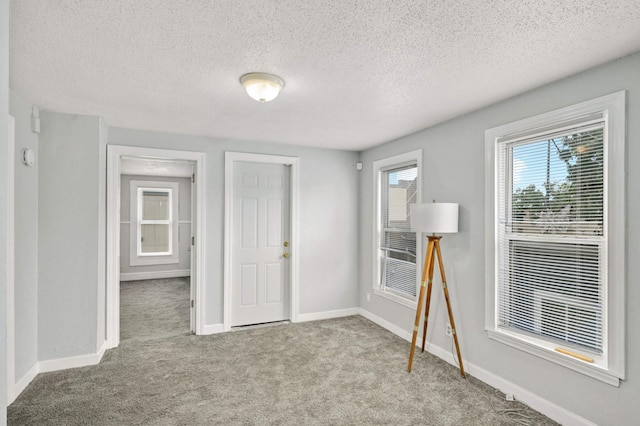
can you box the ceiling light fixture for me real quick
[240,72,285,103]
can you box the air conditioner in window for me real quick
[532,289,601,353]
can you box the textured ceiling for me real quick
[9,1,640,151]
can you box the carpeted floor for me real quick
[119,277,191,342]
[8,279,557,425]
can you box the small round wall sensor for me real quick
[22,148,35,167]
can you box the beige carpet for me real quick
[8,278,557,425]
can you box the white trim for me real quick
[372,288,417,309]
[466,364,597,426]
[39,342,107,374]
[97,340,108,359]
[106,145,120,348]
[7,340,100,402]
[486,329,619,387]
[372,150,422,305]
[359,308,416,344]
[223,152,300,332]
[296,308,360,323]
[12,362,39,404]
[193,153,206,336]
[107,145,207,348]
[358,308,595,426]
[203,323,225,335]
[289,158,300,324]
[6,115,15,404]
[120,269,191,282]
[484,91,626,384]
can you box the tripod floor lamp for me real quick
[407,202,465,377]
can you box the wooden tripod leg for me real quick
[408,239,435,373]
[421,240,436,353]
[434,240,465,377]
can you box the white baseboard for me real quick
[296,307,360,323]
[358,308,417,343]
[357,308,595,426]
[120,269,190,282]
[39,342,108,374]
[202,323,225,335]
[10,342,108,403]
[9,362,40,404]
[96,340,107,360]
[464,359,597,426]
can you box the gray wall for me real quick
[120,174,191,277]
[38,111,107,360]
[358,52,640,425]
[108,129,360,324]
[1,0,9,420]
[8,90,38,381]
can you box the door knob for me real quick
[283,252,289,258]
[283,241,289,247]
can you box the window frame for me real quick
[137,187,173,257]
[129,180,180,266]
[484,92,626,386]
[373,150,422,308]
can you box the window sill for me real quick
[373,288,417,309]
[130,255,179,267]
[486,328,620,387]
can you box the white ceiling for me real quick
[9,1,640,151]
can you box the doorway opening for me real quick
[120,277,191,342]
[106,146,206,349]
[119,158,194,342]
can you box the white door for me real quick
[232,161,290,326]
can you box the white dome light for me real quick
[240,72,285,102]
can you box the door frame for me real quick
[223,152,300,331]
[6,115,15,403]
[106,145,207,348]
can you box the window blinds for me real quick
[497,121,605,354]
[380,164,418,298]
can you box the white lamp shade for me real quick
[410,203,459,234]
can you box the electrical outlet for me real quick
[446,324,453,337]
[366,293,370,302]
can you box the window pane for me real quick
[498,227,603,353]
[383,230,416,261]
[381,256,417,297]
[142,190,170,220]
[498,122,605,355]
[382,165,418,229]
[510,126,604,236]
[380,163,418,299]
[141,224,170,253]
[381,230,417,296]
